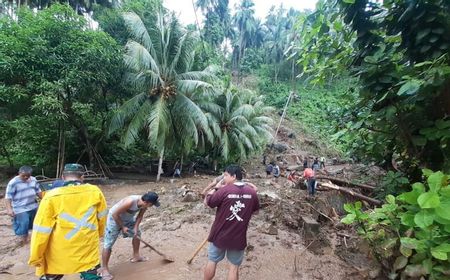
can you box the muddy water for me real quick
[0,176,368,280]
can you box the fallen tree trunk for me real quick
[319,182,382,206]
[316,175,376,191]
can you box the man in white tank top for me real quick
[99,192,160,280]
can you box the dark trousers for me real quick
[307,178,316,196]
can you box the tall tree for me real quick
[109,11,216,181]
[0,4,122,169]
[232,0,256,76]
[202,84,273,164]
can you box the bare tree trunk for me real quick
[156,147,165,182]
[315,176,376,191]
[180,154,183,173]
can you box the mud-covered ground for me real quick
[0,166,381,280]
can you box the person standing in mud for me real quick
[203,165,260,280]
[265,162,273,178]
[320,156,326,169]
[303,157,309,169]
[99,192,160,280]
[28,163,107,280]
[303,167,316,196]
[5,166,42,246]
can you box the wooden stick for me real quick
[304,203,334,222]
[320,182,382,206]
[336,232,351,238]
[187,237,208,264]
[315,175,376,191]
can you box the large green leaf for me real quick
[397,80,422,96]
[398,183,425,205]
[417,192,440,209]
[414,210,434,228]
[400,244,413,257]
[431,244,450,260]
[400,213,416,227]
[393,256,408,271]
[428,172,446,192]
[434,200,450,221]
[341,213,356,224]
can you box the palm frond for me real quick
[108,92,147,136]
[123,12,158,63]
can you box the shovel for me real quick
[136,235,175,263]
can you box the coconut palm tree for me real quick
[203,85,273,165]
[109,11,216,181]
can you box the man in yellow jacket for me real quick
[29,163,107,280]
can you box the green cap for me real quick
[63,163,85,173]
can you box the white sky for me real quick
[163,0,318,25]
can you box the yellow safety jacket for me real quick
[28,183,107,276]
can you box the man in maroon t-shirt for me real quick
[203,165,259,280]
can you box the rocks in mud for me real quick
[272,143,289,153]
[301,216,320,240]
[162,221,181,231]
[258,222,278,235]
[181,191,199,202]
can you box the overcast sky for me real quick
[163,0,318,25]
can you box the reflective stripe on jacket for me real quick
[28,184,107,276]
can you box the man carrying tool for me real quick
[5,165,42,246]
[99,191,160,280]
[203,165,260,280]
[28,163,108,280]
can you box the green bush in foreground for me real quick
[342,170,450,279]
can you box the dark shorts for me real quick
[39,264,101,280]
[13,208,37,236]
[266,171,271,175]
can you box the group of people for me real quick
[303,156,326,171]
[5,163,259,280]
[265,162,281,178]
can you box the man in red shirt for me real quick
[303,167,316,196]
[203,165,260,280]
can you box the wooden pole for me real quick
[315,175,376,191]
[319,182,382,206]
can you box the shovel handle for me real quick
[134,235,165,257]
[186,237,209,264]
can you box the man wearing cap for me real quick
[5,165,42,245]
[28,163,108,280]
[99,191,160,280]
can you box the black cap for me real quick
[142,192,160,207]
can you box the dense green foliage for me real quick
[1,0,448,184]
[294,0,450,177]
[0,4,122,171]
[342,170,450,279]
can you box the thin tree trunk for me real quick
[315,176,376,191]
[319,182,382,206]
[156,147,165,182]
[180,154,183,173]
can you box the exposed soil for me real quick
[0,169,378,280]
[0,119,384,279]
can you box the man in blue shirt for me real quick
[5,166,42,245]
